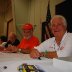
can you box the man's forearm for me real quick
[20,49,30,54]
[40,51,58,59]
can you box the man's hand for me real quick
[21,48,31,54]
[9,46,18,53]
[30,49,40,59]
[0,46,4,51]
[2,46,18,53]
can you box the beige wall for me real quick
[0,0,15,36]
[12,0,30,40]
[13,0,49,41]
[0,15,4,35]
[11,0,65,41]
[4,0,15,35]
[29,0,65,42]
[28,0,49,42]
[0,0,65,41]
[13,0,29,24]
[0,0,7,35]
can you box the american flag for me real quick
[41,1,54,42]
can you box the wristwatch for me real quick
[18,49,21,52]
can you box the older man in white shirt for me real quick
[30,15,72,59]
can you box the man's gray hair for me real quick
[50,15,67,28]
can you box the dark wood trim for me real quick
[6,18,13,37]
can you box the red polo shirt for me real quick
[18,36,39,49]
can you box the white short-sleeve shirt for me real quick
[35,32,72,57]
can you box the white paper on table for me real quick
[0,59,71,72]
[0,59,53,72]
[0,52,72,72]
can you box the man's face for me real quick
[51,18,66,37]
[23,29,33,39]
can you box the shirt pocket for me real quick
[48,45,55,51]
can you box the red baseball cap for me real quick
[22,23,33,30]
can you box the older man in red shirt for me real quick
[18,23,40,53]
[0,23,39,53]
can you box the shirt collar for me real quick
[60,31,67,43]
[54,31,67,45]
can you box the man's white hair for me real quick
[50,15,67,28]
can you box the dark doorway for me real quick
[55,0,72,32]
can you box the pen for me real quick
[38,57,41,60]
[3,66,7,69]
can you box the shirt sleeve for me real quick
[34,38,55,52]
